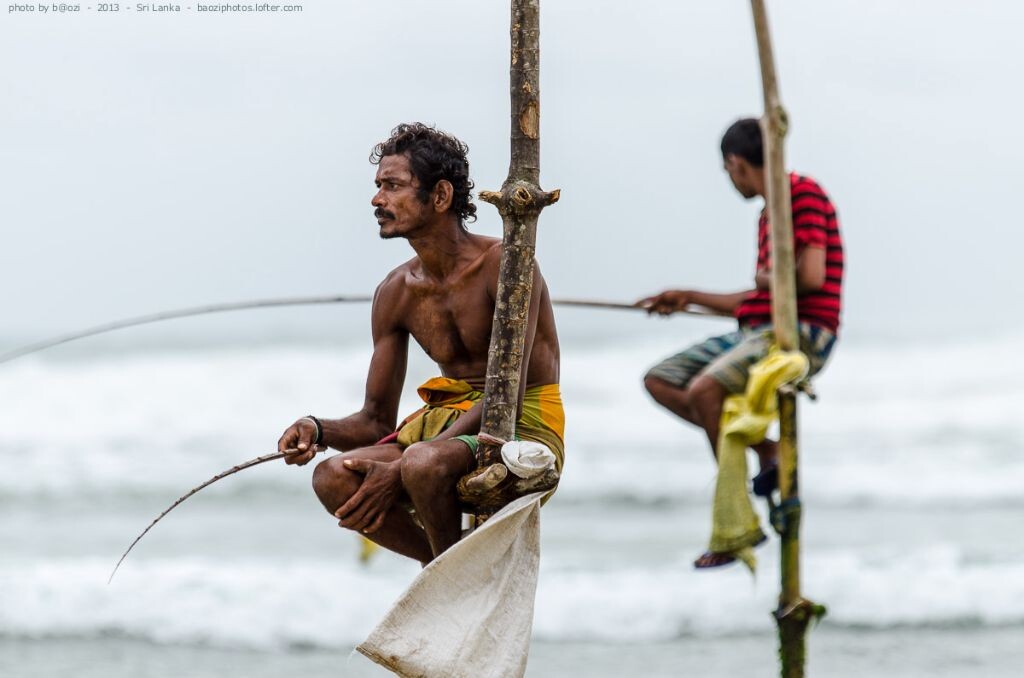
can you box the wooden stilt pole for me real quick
[749,2,824,676]
[457,0,560,518]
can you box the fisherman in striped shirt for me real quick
[636,118,844,568]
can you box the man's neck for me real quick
[407,218,475,280]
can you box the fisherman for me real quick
[637,118,844,567]
[277,123,564,565]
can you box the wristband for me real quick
[301,415,323,446]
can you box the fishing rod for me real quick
[0,295,371,365]
[109,445,328,583]
[556,298,723,315]
[1,295,729,365]
[94,296,726,579]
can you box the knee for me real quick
[644,374,686,405]
[401,442,468,495]
[311,456,360,515]
[643,373,663,397]
[400,442,444,494]
[688,374,724,413]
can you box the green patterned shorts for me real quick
[645,323,836,394]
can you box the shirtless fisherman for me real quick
[277,123,564,564]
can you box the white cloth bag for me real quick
[357,490,547,678]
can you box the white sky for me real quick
[1,0,1022,344]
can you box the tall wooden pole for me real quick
[458,0,560,517]
[750,1,821,676]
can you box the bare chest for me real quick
[402,283,494,370]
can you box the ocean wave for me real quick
[1,337,1020,507]
[4,445,1021,510]
[2,545,1023,649]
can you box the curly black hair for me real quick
[370,123,477,224]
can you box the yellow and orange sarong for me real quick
[395,377,565,473]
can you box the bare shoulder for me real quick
[371,260,416,330]
[478,237,552,296]
[479,236,503,267]
[374,261,409,299]
[472,236,503,296]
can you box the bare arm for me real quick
[755,267,772,291]
[318,325,408,450]
[636,288,751,316]
[795,245,826,293]
[753,246,826,294]
[277,276,409,464]
[314,279,413,534]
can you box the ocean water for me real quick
[1,317,1022,676]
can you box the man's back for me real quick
[735,172,844,333]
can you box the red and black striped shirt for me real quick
[735,173,844,333]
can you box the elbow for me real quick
[797,273,825,294]
[360,408,396,442]
[374,414,398,441]
[374,422,395,441]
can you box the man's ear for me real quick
[432,180,454,213]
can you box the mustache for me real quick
[375,208,395,221]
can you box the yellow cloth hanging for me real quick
[708,347,809,572]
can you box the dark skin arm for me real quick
[277,276,408,465]
[278,276,412,534]
[636,289,752,316]
[640,245,828,315]
[754,245,827,293]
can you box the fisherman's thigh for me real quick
[645,330,746,390]
[699,328,773,395]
